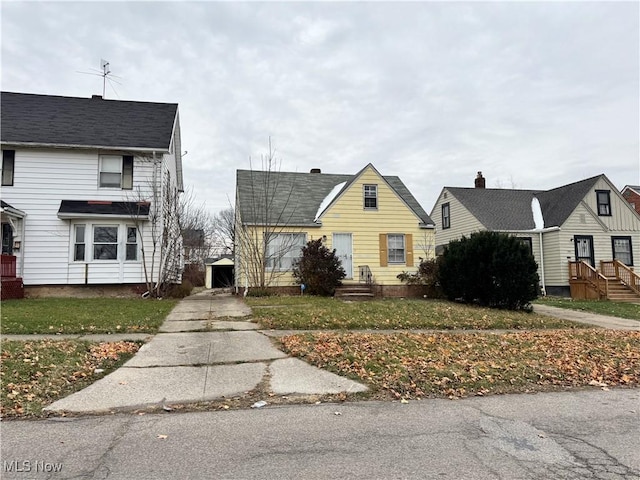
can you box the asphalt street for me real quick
[2,388,639,479]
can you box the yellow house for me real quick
[234,164,435,296]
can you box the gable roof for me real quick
[444,174,603,230]
[236,167,434,227]
[623,185,640,195]
[1,91,178,151]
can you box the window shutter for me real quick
[379,233,388,267]
[122,156,134,190]
[405,233,414,266]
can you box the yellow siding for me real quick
[236,165,435,287]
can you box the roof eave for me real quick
[0,141,170,153]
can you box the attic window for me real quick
[596,190,611,216]
[442,203,450,229]
[364,184,378,209]
[99,155,133,189]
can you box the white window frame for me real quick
[266,233,306,271]
[364,184,378,210]
[125,226,138,261]
[387,234,406,264]
[73,224,86,261]
[69,222,144,264]
[93,225,119,260]
[99,155,133,189]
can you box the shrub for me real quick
[397,258,443,298]
[438,231,539,310]
[246,288,272,297]
[182,263,205,287]
[165,280,194,299]
[292,239,346,296]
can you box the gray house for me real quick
[431,172,640,299]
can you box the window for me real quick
[364,184,378,209]
[612,236,633,266]
[266,233,305,270]
[387,234,405,264]
[2,150,15,186]
[517,237,533,254]
[93,225,118,260]
[442,203,450,229]
[126,227,138,261]
[99,155,133,189]
[74,224,86,261]
[596,190,611,216]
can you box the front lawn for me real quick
[1,298,177,334]
[536,297,640,320]
[280,330,640,399]
[0,339,140,418]
[247,297,584,330]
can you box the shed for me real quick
[205,255,234,288]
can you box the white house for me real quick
[0,91,184,293]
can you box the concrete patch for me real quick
[159,321,208,333]
[44,363,266,413]
[269,358,368,395]
[209,321,259,331]
[124,331,287,367]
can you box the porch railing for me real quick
[601,260,640,297]
[1,255,17,278]
[358,265,373,285]
[568,261,608,298]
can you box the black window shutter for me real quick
[122,156,134,189]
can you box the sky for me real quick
[2,1,639,217]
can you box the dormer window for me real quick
[364,184,378,209]
[99,155,133,189]
[596,190,611,216]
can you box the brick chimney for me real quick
[474,171,486,189]
[310,168,321,174]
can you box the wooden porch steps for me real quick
[604,278,640,303]
[335,284,375,301]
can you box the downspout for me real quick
[538,231,546,296]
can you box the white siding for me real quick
[431,189,485,247]
[1,148,166,285]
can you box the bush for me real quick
[182,263,205,287]
[292,239,346,296]
[397,258,443,298]
[165,280,194,299]
[438,231,539,310]
[245,288,272,297]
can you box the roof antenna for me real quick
[76,59,123,99]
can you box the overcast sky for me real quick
[2,1,638,216]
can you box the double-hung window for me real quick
[612,237,633,266]
[93,226,118,260]
[266,233,305,270]
[387,234,405,264]
[364,184,378,209]
[442,203,450,229]
[126,227,138,261]
[74,225,86,261]
[99,155,133,189]
[2,150,15,186]
[596,190,611,216]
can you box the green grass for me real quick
[247,296,585,330]
[1,298,177,334]
[1,339,140,417]
[536,297,640,321]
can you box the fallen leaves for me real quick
[1,340,140,418]
[280,330,640,399]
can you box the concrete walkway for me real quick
[44,291,367,414]
[533,304,640,330]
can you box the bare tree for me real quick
[235,138,300,292]
[211,207,235,255]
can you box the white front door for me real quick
[333,233,353,279]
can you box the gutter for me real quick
[0,141,170,154]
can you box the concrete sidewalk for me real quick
[533,304,640,330]
[44,291,366,414]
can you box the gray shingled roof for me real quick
[57,200,150,217]
[1,92,178,150]
[446,175,603,230]
[236,168,433,227]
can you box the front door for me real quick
[333,233,353,279]
[574,235,595,267]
